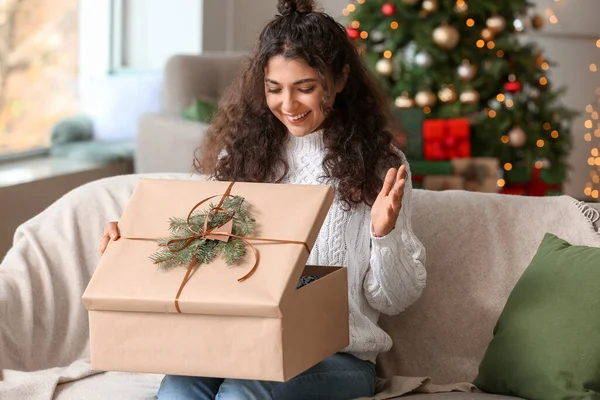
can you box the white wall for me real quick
[119,0,348,63]
[201,0,348,52]
[520,0,600,198]
[121,0,203,70]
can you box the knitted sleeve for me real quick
[363,148,427,316]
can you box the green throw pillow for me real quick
[181,99,217,123]
[473,233,600,399]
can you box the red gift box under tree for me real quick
[501,168,562,197]
[423,119,471,161]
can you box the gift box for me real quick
[501,167,562,196]
[451,158,499,193]
[410,160,454,176]
[411,161,453,190]
[423,119,471,161]
[423,176,465,191]
[82,179,349,382]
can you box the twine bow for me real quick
[124,181,310,313]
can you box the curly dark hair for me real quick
[196,0,402,208]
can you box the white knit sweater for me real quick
[283,130,427,363]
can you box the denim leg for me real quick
[216,379,279,400]
[216,353,376,400]
[157,374,224,400]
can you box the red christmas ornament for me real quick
[504,81,522,93]
[346,27,359,39]
[381,2,397,17]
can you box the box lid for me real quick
[82,178,334,318]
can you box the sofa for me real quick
[135,53,246,174]
[1,170,599,399]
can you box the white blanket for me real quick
[1,173,599,400]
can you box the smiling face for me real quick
[264,55,345,138]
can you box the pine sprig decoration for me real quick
[149,195,255,270]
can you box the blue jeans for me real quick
[157,352,376,400]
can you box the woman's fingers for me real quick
[100,222,120,254]
[107,222,120,240]
[380,168,397,197]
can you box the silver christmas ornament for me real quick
[403,41,417,63]
[488,99,502,110]
[537,158,551,168]
[457,60,477,81]
[371,30,385,42]
[373,43,387,53]
[513,17,526,32]
[415,51,433,67]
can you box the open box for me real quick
[82,178,349,381]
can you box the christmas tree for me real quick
[345,0,578,192]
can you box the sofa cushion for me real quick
[473,233,600,398]
[181,98,217,123]
[376,191,600,385]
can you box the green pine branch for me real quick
[149,195,255,270]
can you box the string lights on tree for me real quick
[583,37,600,200]
[342,0,577,193]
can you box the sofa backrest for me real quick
[162,53,246,115]
[376,189,600,384]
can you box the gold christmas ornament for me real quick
[438,85,458,103]
[433,24,460,50]
[415,90,437,108]
[459,88,480,105]
[454,0,468,14]
[531,14,545,30]
[457,59,477,81]
[422,0,438,13]
[394,92,415,109]
[481,28,495,41]
[508,126,527,147]
[375,58,394,76]
[486,15,506,33]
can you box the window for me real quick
[0,0,79,157]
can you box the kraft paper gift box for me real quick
[451,157,500,193]
[422,175,465,191]
[82,178,349,382]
